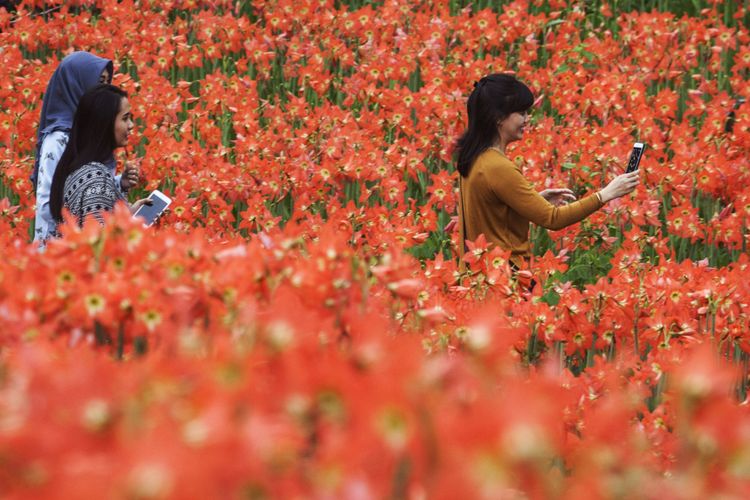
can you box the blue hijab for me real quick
[32,52,113,187]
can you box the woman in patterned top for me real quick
[49,84,150,232]
[33,52,141,243]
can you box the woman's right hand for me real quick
[598,171,640,203]
[120,161,142,191]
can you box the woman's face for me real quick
[114,97,134,148]
[498,111,529,145]
[98,68,110,84]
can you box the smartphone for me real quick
[134,190,172,227]
[725,97,746,133]
[626,142,645,173]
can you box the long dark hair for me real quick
[454,73,534,177]
[50,84,127,222]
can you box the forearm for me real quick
[495,169,602,230]
[115,173,127,195]
[35,166,54,224]
[540,193,603,230]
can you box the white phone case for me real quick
[134,190,172,226]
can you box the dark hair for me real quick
[50,84,128,222]
[454,73,534,177]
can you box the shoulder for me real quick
[40,130,69,158]
[81,161,111,173]
[41,130,69,150]
[66,162,110,185]
[78,162,112,176]
[473,149,519,176]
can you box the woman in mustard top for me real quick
[455,73,639,270]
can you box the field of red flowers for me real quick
[1,0,750,497]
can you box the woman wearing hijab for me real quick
[33,51,140,243]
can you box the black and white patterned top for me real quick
[63,162,125,227]
[35,132,126,244]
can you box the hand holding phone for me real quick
[133,190,172,227]
[596,143,644,203]
[626,142,645,173]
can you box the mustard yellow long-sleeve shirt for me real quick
[458,148,603,266]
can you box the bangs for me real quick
[507,80,534,114]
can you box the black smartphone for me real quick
[626,142,645,173]
[725,97,746,133]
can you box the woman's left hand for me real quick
[540,188,576,206]
[130,198,153,214]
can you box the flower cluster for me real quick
[0,0,749,496]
